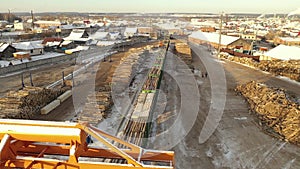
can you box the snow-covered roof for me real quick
[124,27,138,34]
[0,43,10,52]
[45,41,61,47]
[64,29,90,41]
[264,45,300,60]
[189,31,240,46]
[61,40,73,46]
[155,23,180,30]
[109,32,121,40]
[90,31,109,40]
[13,41,43,50]
[277,37,300,42]
[34,20,61,25]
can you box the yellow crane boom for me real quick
[0,119,174,169]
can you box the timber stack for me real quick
[0,86,66,119]
[79,90,112,126]
[236,81,300,145]
[175,42,191,56]
[257,60,300,82]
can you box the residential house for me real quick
[34,20,61,29]
[89,31,110,40]
[42,37,63,51]
[14,22,31,31]
[124,27,138,39]
[109,32,122,40]
[64,29,90,44]
[137,27,158,39]
[13,41,44,56]
[0,43,16,59]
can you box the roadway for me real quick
[152,43,300,169]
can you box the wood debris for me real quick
[236,81,300,145]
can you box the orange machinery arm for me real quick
[0,119,175,169]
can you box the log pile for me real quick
[257,60,300,82]
[219,52,300,82]
[219,52,258,67]
[0,87,65,119]
[112,50,143,94]
[79,91,112,126]
[175,42,191,55]
[236,81,300,145]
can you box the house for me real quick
[14,22,31,31]
[138,27,153,35]
[0,43,16,59]
[59,40,76,51]
[263,45,300,60]
[124,27,138,39]
[34,20,61,29]
[109,32,122,40]
[188,31,252,50]
[274,37,300,46]
[137,27,158,39]
[13,41,44,56]
[64,29,90,44]
[42,37,63,51]
[241,34,260,41]
[199,26,216,33]
[89,31,110,40]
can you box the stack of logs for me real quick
[219,52,300,82]
[112,50,143,94]
[175,42,191,56]
[257,60,300,82]
[79,90,112,126]
[219,52,258,67]
[236,81,300,145]
[174,42,192,68]
[0,87,65,119]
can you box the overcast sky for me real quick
[0,0,299,14]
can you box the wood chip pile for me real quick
[236,81,300,145]
[0,87,65,119]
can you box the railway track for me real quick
[101,41,170,165]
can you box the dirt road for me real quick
[152,43,300,169]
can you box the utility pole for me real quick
[31,10,34,30]
[8,9,11,23]
[217,12,224,56]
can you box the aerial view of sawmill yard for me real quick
[0,1,300,169]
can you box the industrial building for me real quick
[189,31,252,50]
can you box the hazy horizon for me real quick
[0,0,299,14]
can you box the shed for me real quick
[124,27,138,39]
[0,43,16,59]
